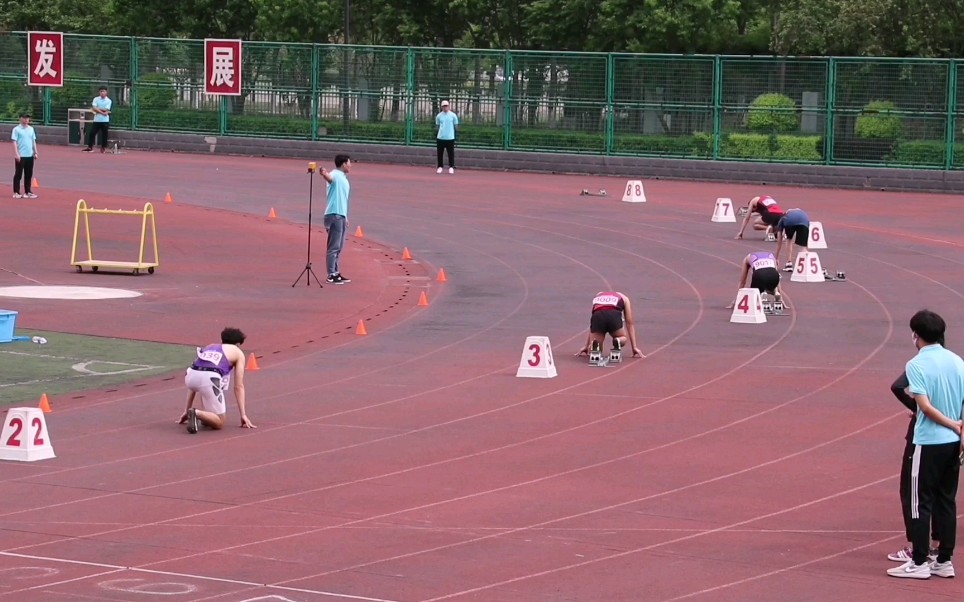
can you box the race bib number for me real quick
[592,294,620,306]
[751,257,776,270]
[760,198,777,208]
[197,349,224,364]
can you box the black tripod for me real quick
[292,162,324,287]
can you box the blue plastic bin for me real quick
[0,310,17,343]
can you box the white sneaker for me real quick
[887,559,931,579]
[888,546,913,562]
[448,167,455,174]
[24,192,37,199]
[12,193,22,199]
[436,167,443,174]
[930,560,955,578]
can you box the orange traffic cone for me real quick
[32,177,40,188]
[268,207,277,220]
[437,268,447,282]
[164,192,173,204]
[418,291,429,306]
[247,353,260,371]
[356,319,368,335]
[354,225,364,238]
[402,247,412,260]
[38,393,52,413]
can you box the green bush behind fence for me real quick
[3,33,964,169]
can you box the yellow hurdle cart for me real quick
[70,199,160,275]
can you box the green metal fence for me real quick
[3,32,964,169]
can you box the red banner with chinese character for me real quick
[204,39,243,96]
[28,32,64,87]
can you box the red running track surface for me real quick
[0,145,962,601]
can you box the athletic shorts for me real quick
[750,267,780,294]
[784,224,810,247]
[184,368,227,415]
[590,309,623,335]
[760,212,783,227]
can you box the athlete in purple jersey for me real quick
[177,327,255,433]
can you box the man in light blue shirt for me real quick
[11,113,38,199]
[887,309,964,580]
[84,86,112,153]
[435,100,459,174]
[320,154,352,284]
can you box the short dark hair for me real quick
[98,86,108,91]
[334,154,351,168]
[910,310,946,345]
[19,113,30,118]
[221,327,246,345]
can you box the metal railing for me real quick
[1,32,961,169]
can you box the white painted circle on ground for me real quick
[0,286,142,300]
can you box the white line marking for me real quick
[0,552,400,602]
[99,578,197,595]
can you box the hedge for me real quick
[41,104,964,165]
[719,133,822,161]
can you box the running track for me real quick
[0,146,962,601]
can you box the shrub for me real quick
[51,78,96,109]
[136,73,177,111]
[747,93,798,134]
[855,100,902,139]
[721,133,821,161]
[613,135,703,156]
[0,80,32,121]
[889,140,945,166]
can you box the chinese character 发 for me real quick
[209,47,235,88]
[34,39,59,79]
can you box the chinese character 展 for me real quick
[33,39,59,79]
[209,47,235,88]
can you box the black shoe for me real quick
[326,274,347,285]
[82,147,93,152]
[187,408,199,434]
[335,273,351,283]
[612,339,622,351]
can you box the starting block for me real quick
[836,271,846,280]
[790,251,825,283]
[711,197,736,223]
[580,189,608,197]
[761,293,786,315]
[0,407,55,462]
[765,231,776,242]
[738,206,749,217]
[622,180,647,203]
[516,336,557,378]
[730,288,767,324]
[809,221,828,249]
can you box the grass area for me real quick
[0,330,193,406]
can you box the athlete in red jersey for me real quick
[576,291,644,358]
[735,195,785,240]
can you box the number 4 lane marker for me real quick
[729,288,767,324]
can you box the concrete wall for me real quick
[16,125,964,194]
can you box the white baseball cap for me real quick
[441,100,450,106]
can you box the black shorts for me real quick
[750,267,780,294]
[760,211,783,227]
[590,309,623,335]
[784,224,810,247]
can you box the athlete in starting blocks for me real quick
[727,250,786,312]
[735,195,785,242]
[178,327,256,433]
[577,291,645,362]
